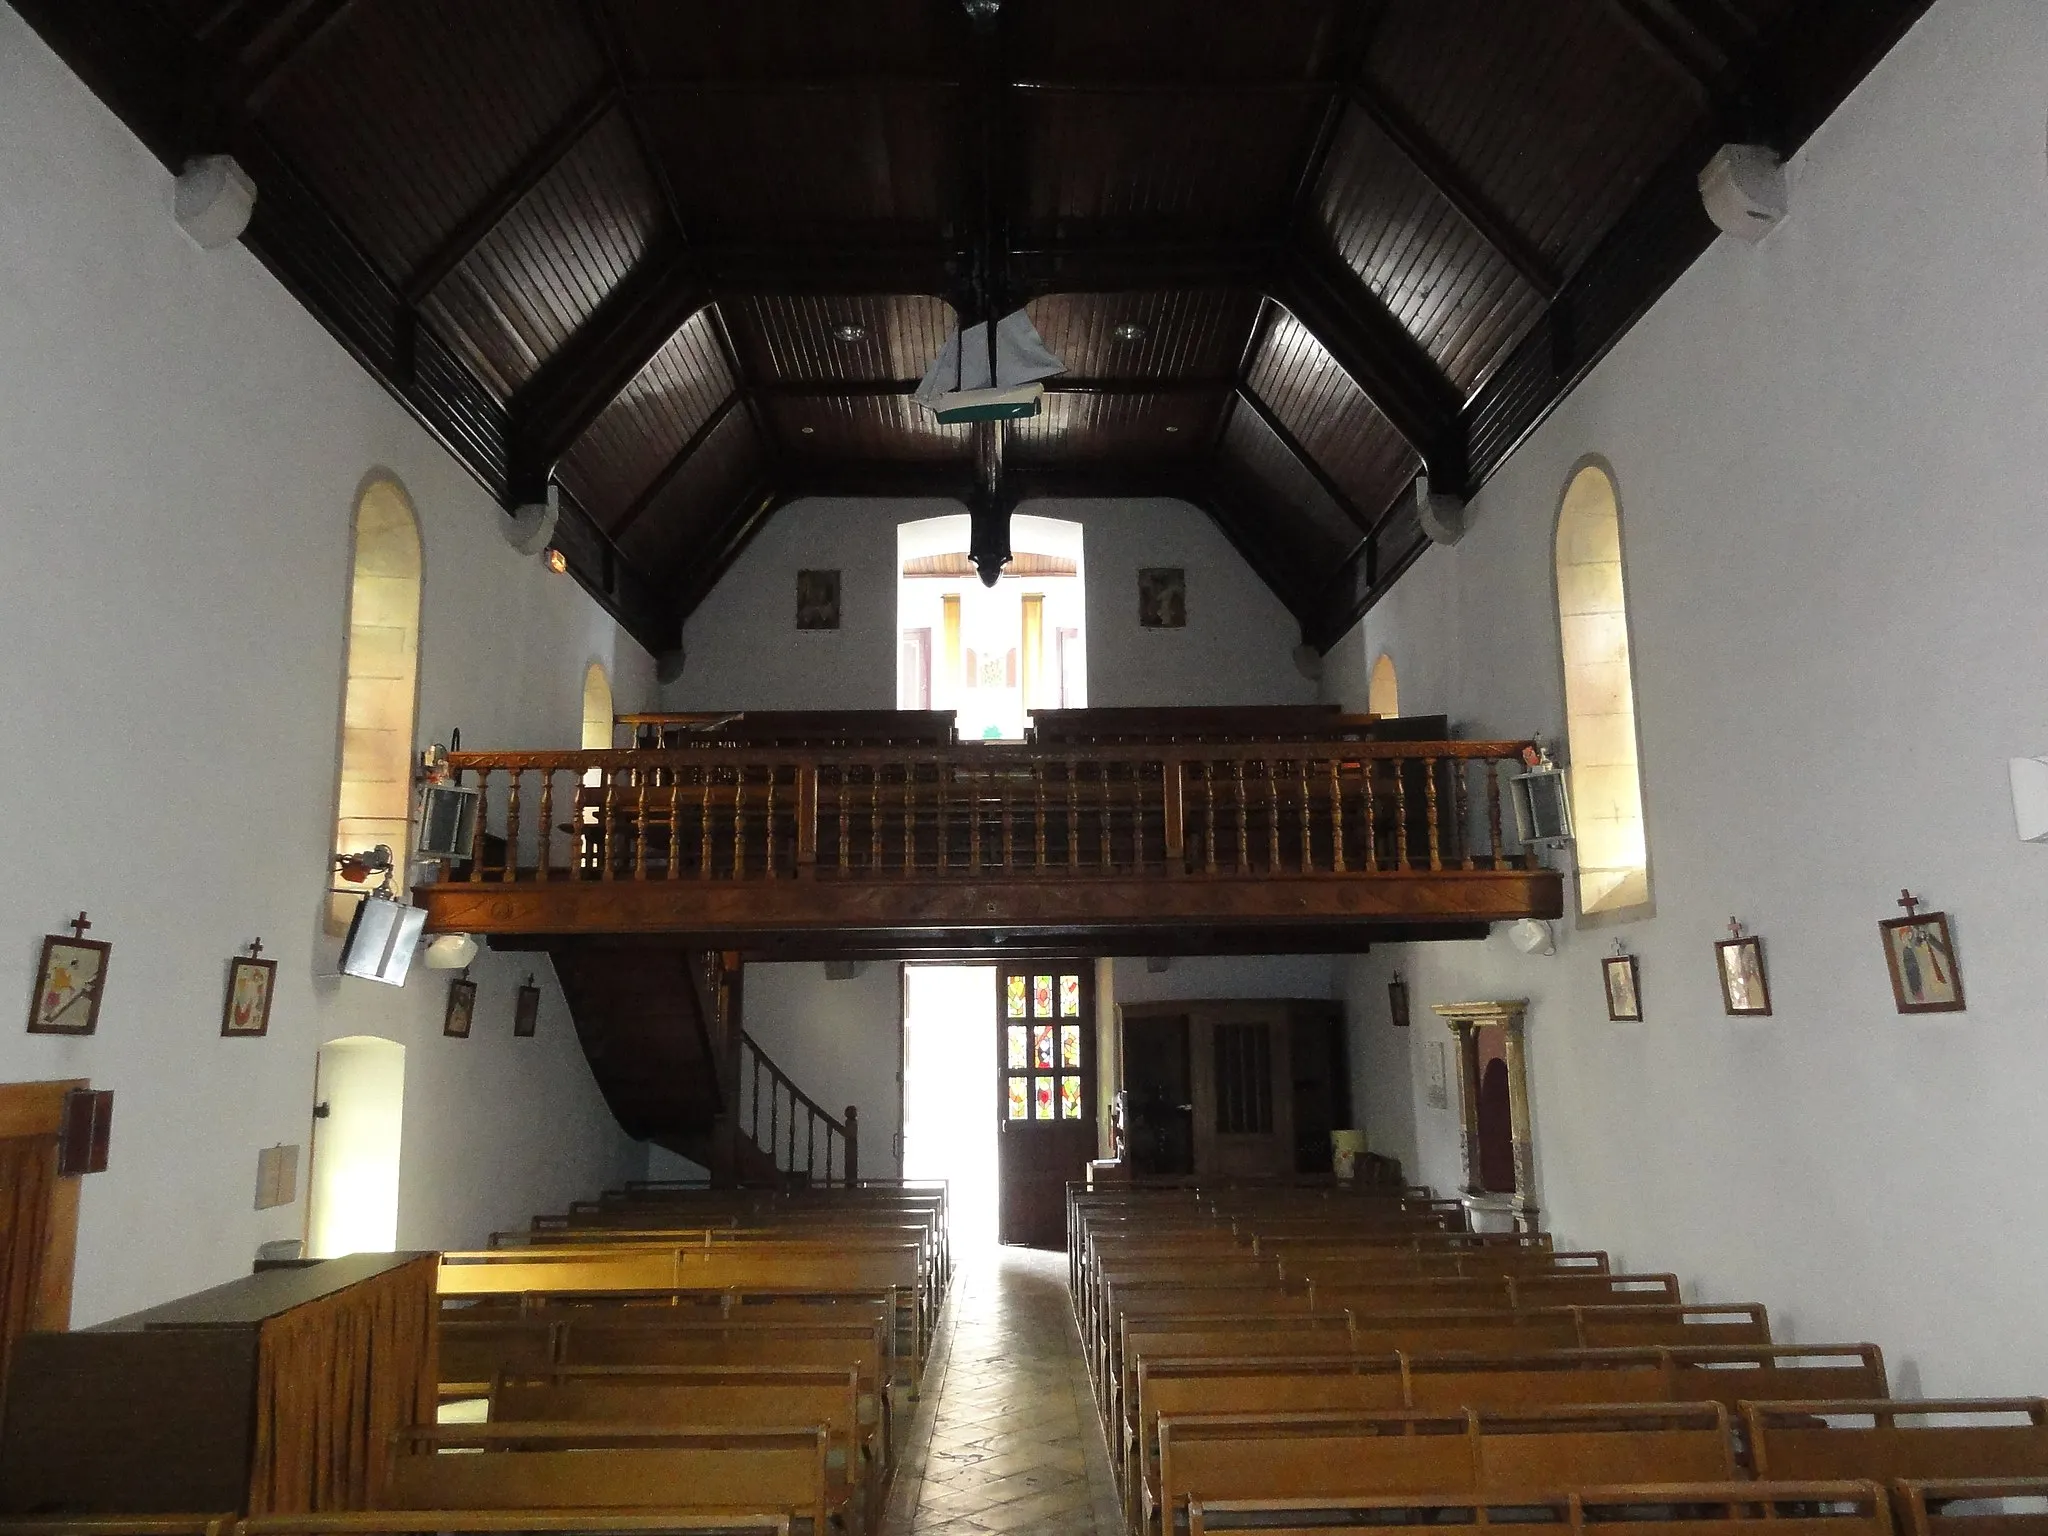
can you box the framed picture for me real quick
[1603,954,1643,1021]
[1879,911,1964,1013]
[221,955,277,1037]
[28,935,111,1036]
[1137,567,1186,628]
[1715,935,1772,1016]
[796,569,841,630]
[513,979,541,1037]
[444,977,477,1039]
[1387,974,1410,1029]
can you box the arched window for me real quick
[1369,653,1399,717]
[1554,462,1649,916]
[581,661,614,750]
[331,477,422,928]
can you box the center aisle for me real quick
[885,1246,1123,1536]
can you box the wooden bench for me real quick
[1154,1404,1737,1534]
[379,1424,830,1529]
[1899,1476,2048,1536]
[1186,1482,1896,1536]
[238,1511,791,1536]
[1748,1400,2048,1485]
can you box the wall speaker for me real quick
[174,155,256,249]
[1416,472,1467,546]
[2010,756,2048,842]
[656,646,688,685]
[505,483,560,556]
[1699,143,1787,243]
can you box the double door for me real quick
[995,963,1096,1248]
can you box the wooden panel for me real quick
[1247,309,1419,524]
[771,395,971,463]
[1007,392,1220,466]
[728,294,957,384]
[1024,291,1260,380]
[607,0,959,80]
[1005,0,1343,82]
[617,406,768,577]
[1216,405,1365,554]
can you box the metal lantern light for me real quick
[1508,744,1574,848]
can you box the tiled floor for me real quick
[885,1246,1122,1536]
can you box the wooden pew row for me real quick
[1900,1477,2048,1536]
[490,1367,878,1534]
[242,1519,789,1536]
[1111,1305,1776,1453]
[380,1424,830,1528]
[1155,1403,1739,1531]
[1123,1345,1889,1532]
[1749,1401,2048,1487]
[1186,1482,1897,1536]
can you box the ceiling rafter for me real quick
[223,0,358,111]
[399,82,618,306]
[758,376,1232,399]
[1230,384,1376,542]
[673,477,785,621]
[1269,253,1467,492]
[608,390,748,542]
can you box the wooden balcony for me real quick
[417,729,1563,955]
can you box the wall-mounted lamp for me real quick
[1509,744,1573,847]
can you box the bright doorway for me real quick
[306,1035,405,1258]
[901,965,998,1251]
[896,513,1086,741]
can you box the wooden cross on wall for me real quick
[67,912,91,940]
[1726,918,1744,941]
[247,938,265,960]
[1897,889,1921,918]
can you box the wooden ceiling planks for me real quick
[9,0,1938,654]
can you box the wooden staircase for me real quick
[547,938,852,1183]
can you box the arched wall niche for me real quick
[1553,459,1651,918]
[329,473,423,931]
[1369,652,1399,717]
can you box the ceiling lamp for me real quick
[1112,323,1148,343]
[831,322,868,344]
[914,309,1065,424]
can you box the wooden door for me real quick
[996,964,1096,1248]
[1190,1002,1294,1179]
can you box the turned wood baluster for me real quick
[503,771,522,883]
[602,771,618,881]
[871,769,883,873]
[1457,759,1474,870]
[1003,769,1016,870]
[699,772,713,880]
[763,774,777,879]
[1488,760,1505,866]
[1425,756,1442,870]
[1196,761,1212,872]
[1225,760,1240,872]
[468,772,488,882]
[969,768,982,873]
[1363,759,1379,871]
[1299,759,1312,873]
[1267,761,1281,872]
[839,768,852,874]
[732,773,745,878]
[1033,764,1047,871]
[537,772,554,881]
[667,780,681,879]
[904,767,916,875]
[1394,760,1410,870]
[1097,765,1111,871]
[1067,759,1080,872]
[1329,759,1346,874]
[633,780,649,879]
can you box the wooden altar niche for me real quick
[1117,999,1349,1178]
[0,1251,437,1514]
[1429,1000,1537,1233]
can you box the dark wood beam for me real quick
[1604,0,1781,145]
[400,83,617,306]
[1342,83,1562,300]
[1232,384,1376,538]
[757,376,1232,399]
[1270,251,1468,491]
[673,478,785,620]
[1180,474,1319,634]
[234,0,358,110]
[609,391,748,541]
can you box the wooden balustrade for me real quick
[436,740,1533,885]
[738,1033,858,1186]
[417,739,1562,939]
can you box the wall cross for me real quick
[67,911,92,940]
[1896,889,1922,918]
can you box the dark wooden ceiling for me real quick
[20,0,1931,652]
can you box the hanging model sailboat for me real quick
[915,309,1066,424]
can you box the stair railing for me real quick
[736,1032,858,1186]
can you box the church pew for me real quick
[1899,1477,2048,1536]
[1306,1272,1682,1313]
[236,1511,791,1536]
[490,1367,873,1533]
[1185,1482,1897,1536]
[1153,1403,1738,1534]
[1746,1400,2048,1486]
[378,1424,830,1529]
[0,1522,232,1536]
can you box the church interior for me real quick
[1,0,2046,1526]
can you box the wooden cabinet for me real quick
[1117,999,1349,1179]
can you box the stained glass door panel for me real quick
[996,963,1097,1247]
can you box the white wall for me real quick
[741,964,906,1179]
[1335,0,2048,1397]
[671,496,1316,710]
[0,13,646,1324]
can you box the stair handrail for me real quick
[737,1030,858,1186]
